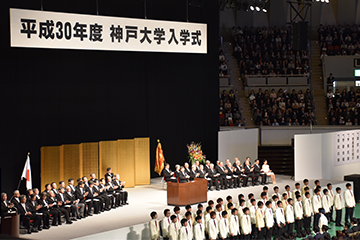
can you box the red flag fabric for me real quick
[21,154,32,190]
[154,140,165,176]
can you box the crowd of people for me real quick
[0,167,128,234]
[327,87,360,125]
[230,26,310,80]
[318,24,360,56]
[149,180,357,240]
[248,88,315,126]
[219,89,243,127]
[162,158,277,190]
[219,45,229,78]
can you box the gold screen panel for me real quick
[134,137,150,185]
[61,144,81,183]
[99,141,117,179]
[117,139,135,187]
[41,146,61,191]
[80,142,99,179]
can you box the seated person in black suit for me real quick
[27,194,44,231]
[1,192,15,218]
[18,195,41,234]
[216,161,228,189]
[184,163,191,176]
[178,167,190,183]
[11,190,21,207]
[189,165,200,181]
[198,165,208,178]
[207,164,220,191]
[234,160,248,187]
[254,159,267,185]
[244,160,255,186]
[114,174,128,205]
[226,163,236,188]
[174,165,181,179]
[162,163,177,182]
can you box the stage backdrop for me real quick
[0,0,219,195]
[41,137,149,190]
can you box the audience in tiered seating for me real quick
[318,24,360,56]
[230,26,310,81]
[249,88,315,126]
[219,44,229,77]
[150,180,358,240]
[219,90,243,126]
[327,87,360,125]
[0,167,128,235]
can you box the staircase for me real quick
[224,42,256,128]
[258,146,294,176]
[310,40,328,125]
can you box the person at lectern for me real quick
[179,167,190,183]
[162,163,177,182]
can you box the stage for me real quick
[22,175,352,240]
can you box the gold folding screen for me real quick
[41,138,149,191]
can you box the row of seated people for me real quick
[327,87,360,125]
[0,167,128,234]
[220,90,243,127]
[319,24,360,56]
[231,25,310,79]
[149,180,357,240]
[219,45,229,77]
[162,158,277,191]
[249,88,315,126]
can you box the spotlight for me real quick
[321,0,325,2]
[262,8,267,12]
[325,0,329,3]
[250,5,255,11]
[255,6,260,11]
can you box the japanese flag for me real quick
[21,154,32,190]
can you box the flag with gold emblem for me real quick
[154,140,165,176]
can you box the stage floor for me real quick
[22,175,352,240]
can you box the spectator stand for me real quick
[246,83,317,126]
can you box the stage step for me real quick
[258,146,294,176]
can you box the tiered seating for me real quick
[220,89,243,126]
[249,88,315,126]
[318,24,360,56]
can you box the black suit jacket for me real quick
[178,172,189,183]
[11,198,21,208]
[162,168,174,181]
[17,202,32,216]
[1,201,10,217]
[105,172,114,180]
[75,187,87,203]
[198,170,206,178]
[204,165,211,173]
[174,170,181,179]
[27,200,40,214]
[216,166,227,177]
[244,165,253,175]
[189,170,197,181]
[253,164,263,175]
[225,166,234,177]
[64,192,76,205]
[207,169,218,179]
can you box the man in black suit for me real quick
[189,165,200,181]
[68,178,77,194]
[64,186,84,219]
[225,163,236,188]
[93,179,110,211]
[234,160,248,187]
[27,194,44,231]
[18,195,41,234]
[195,161,201,172]
[85,181,100,214]
[57,187,77,221]
[216,162,228,189]
[207,164,220,191]
[11,190,21,208]
[100,178,115,208]
[198,165,207,178]
[204,160,211,173]
[162,164,177,182]
[174,165,181,179]
[105,177,120,208]
[178,167,190,183]
[48,191,72,224]
[1,192,15,218]
[254,159,266,185]
[76,181,91,216]
[114,174,128,205]
[38,192,57,227]
[42,184,52,195]
[105,167,114,180]
[244,160,255,186]
[51,182,59,195]
[184,163,191,176]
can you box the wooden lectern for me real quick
[167,178,207,206]
[0,213,19,237]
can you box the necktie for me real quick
[219,213,221,219]
[330,191,333,197]
[340,195,341,201]
[200,224,202,231]
[326,196,328,201]
[174,223,177,231]
[235,216,237,222]
[188,221,191,228]
[177,215,179,221]
[185,228,188,235]
[168,218,170,224]
[155,220,157,228]
[318,196,320,202]
[225,219,227,227]
[255,206,257,211]
[247,216,249,223]
[299,203,302,209]
[281,209,283,214]
[214,219,216,228]
[350,191,353,197]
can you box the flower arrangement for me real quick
[187,142,206,165]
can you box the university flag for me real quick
[154,140,165,176]
[21,154,32,190]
